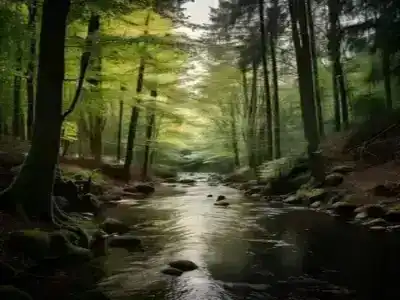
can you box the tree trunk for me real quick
[12,45,23,138]
[306,0,324,137]
[1,0,70,219]
[141,90,156,181]
[258,0,273,161]
[328,0,348,131]
[124,10,151,181]
[382,48,392,110]
[26,0,37,140]
[269,0,281,158]
[116,99,124,162]
[289,0,324,181]
[247,60,258,170]
[89,115,104,163]
[229,97,240,167]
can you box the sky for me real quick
[179,0,219,38]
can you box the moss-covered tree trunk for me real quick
[141,90,156,181]
[116,99,124,162]
[12,45,23,138]
[258,0,273,161]
[247,59,258,170]
[289,0,325,181]
[26,0,37,140]
[0,0,70,219]
[124,10,151,180]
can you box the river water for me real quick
[98,173,400,300]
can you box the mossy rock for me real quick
[296,188,327,204]
[0,285,32,300]
[100,218,130,234]
[6,229,51,260]
[323,173,344,187]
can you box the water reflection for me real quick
[99,173,400,300]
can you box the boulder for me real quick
[384,210,400,223]
[100,218,130,235]
[354,211,368,221]
[362,218,388,227]
[214,201,230,207]
[283,194,303,205]
[331,202,359,220]
[310,201,321,209]
[168,260,198,272]
[108,235,143,251]
[216,195,226,201]
[323,173,344,187]
[124,183,155,195]
[179,179,196,184]
[0,262,16,285]
[371,183,400,197]
[355,204,387,218]
[0,285,32,300]
[330,165,354,174]
[5,230,51,260]
[161,267,183,276]
[207,194,213,198]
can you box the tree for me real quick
[0,0,71,219]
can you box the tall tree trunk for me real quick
[258,0,273,161]
[141,90,156,181]
[116,99,124,162]
[229,97,240,167]
[382,48,392,110]
[124,10,151,180]
[289,0,324,181]
[269,0,281,158]
[1,0,70,219]
[328,0,348,131]
[247,60,258,169]
[306,0,324,137]
[26,0,37,140]
[12,45,23,138]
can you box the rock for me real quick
[168,260,198,272]
[310,201,321,209]
[48,232,92,262]
[161,267,183,276]
[216,195,226,201]
[330,165,354,174]
[384,210,400,223]
[100,218,130,234]
[283,194,303,205]
[0,262,16,285]
[250,193,262,199]
[78,193,101,213]
[207,194,213,197]
[5,229,51,260]
[331,202,359,219]
[372,183,400,197]
[303,188,327,203]
[361,204,387,218]
[214,201,230,207]
[369,226,386,231]
[179,179,196,184]
[323,173,344,187]
[108,235,142,251]
[387,224,400,232]
[354,211,368,221]
[269,201,284,208]
[362,218,388,227]
[0,285,32,300]
[124,183,155,195]
[122,192,147,200]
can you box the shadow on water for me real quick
[99,173,400,300]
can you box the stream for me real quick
[98,173,400,300]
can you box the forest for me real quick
[0,0,399,299]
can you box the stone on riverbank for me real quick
[214,201,230,207]
[100,218,130,235]
[331,202,359,220]
[168,260,198,272]
[216,195,226,201]
[108,235,142,251]
[0,285,32,300]
[161,267,183,276]
[124,183,155,195]
[330,165,354,174]
[355,204,387,218]
[323,173,344,187]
